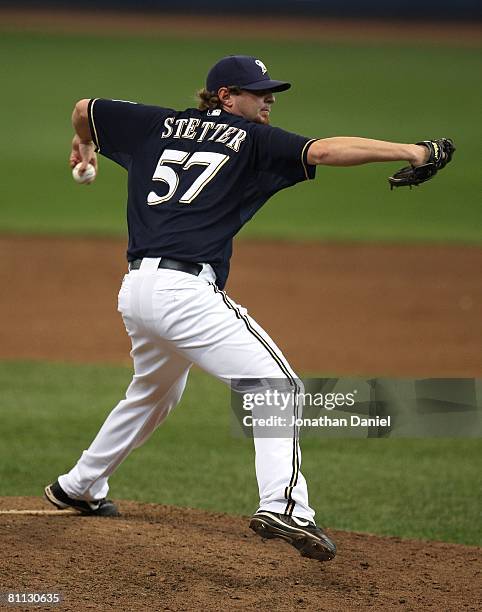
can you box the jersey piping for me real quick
[88,98,101,153]
[301,139,317,180]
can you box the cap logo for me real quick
[255,59,268,75]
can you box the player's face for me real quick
[230,89,276,125]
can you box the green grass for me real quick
[0,32,480,242]
[0,360,480,546]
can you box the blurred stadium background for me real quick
[1,0,481,19]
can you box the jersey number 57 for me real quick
[147,149,229,205]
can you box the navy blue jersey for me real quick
[88,98,316,288]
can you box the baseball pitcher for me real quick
[45,55,454,562]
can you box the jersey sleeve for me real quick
[88,98,173,163]
[250,124,317,188]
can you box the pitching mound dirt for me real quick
[0,497,480,611]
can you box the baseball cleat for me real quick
[249,511,336,562]
[44,480,119,517]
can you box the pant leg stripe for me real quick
[209,283,301,516]
[210,284,295,382]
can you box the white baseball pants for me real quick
[59,257,315,520]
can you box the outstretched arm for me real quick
[307,137,428,167]
[69,99,97,175]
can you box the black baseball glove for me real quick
[388,138,455,189]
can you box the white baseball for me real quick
[72,162,96,184]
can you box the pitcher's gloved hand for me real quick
[388,138,455,189]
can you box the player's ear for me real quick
[218,87,233,108]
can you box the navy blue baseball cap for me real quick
[206,55,291,93]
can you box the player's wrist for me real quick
[72,134,94,146]
[410,144,429,167]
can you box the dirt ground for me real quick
[0,497,481,612]
[0,235,481,377]
[1,9,481,46]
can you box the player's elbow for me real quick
[306,140,329,165]
[73,99,90,123]
[72,99,92,137]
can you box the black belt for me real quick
[129,257,202,276]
